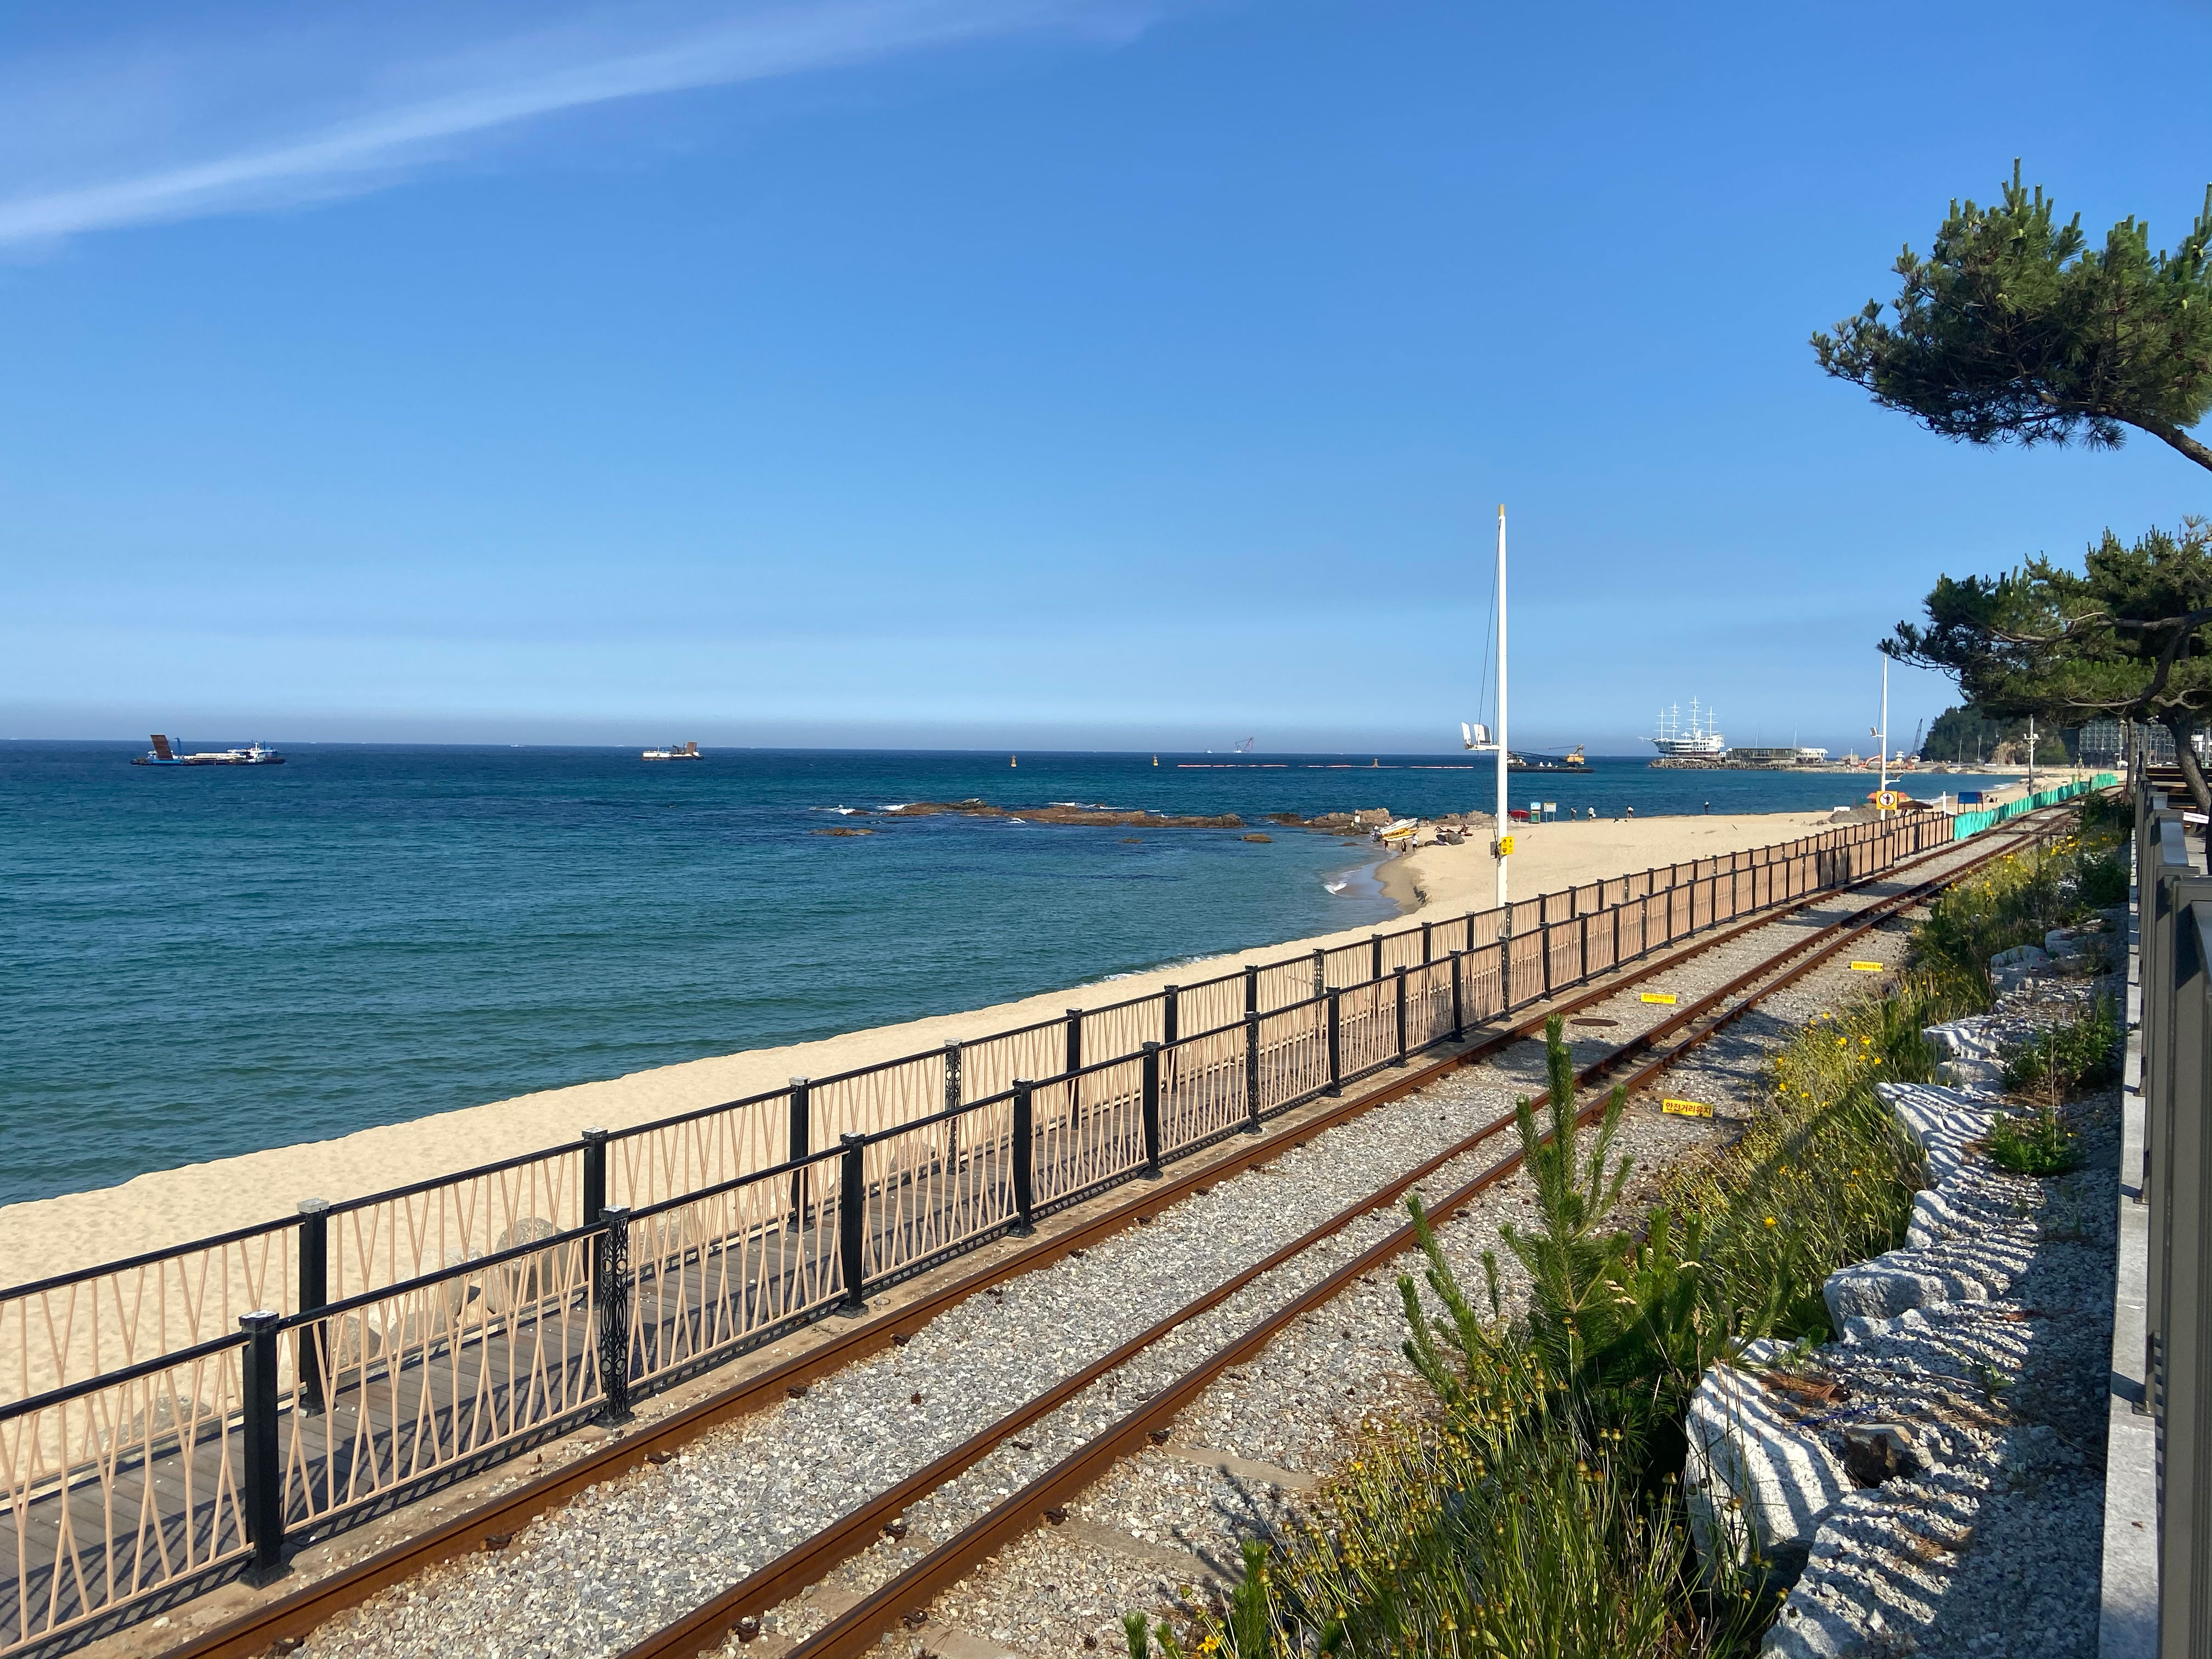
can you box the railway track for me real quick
[150,815,2057,1659]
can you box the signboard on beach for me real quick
[1497,835,1515,855]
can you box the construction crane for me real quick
[1234,737,1256,753]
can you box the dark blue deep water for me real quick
[1,743,1901,1206]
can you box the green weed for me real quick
[1984,1104,2078,1176]
[2001,996,2120,1095]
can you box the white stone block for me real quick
[1684,1340,1849,1577]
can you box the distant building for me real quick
[2079,718,2210,766]
[2079,719,2127,765]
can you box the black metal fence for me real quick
[0,808,1960,1656]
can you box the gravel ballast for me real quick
[275,836,2019,1659]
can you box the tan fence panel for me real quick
[1160,1029,1246,1154]
[629,1153,845,1389]
[1256,1003,1328,1112]
[327,1152,583,1336]
[1,1339,251,1654]
[1031,1066,1145,1208]
[3,1231,290,1422]
[289,1232,600,1527]
[608,1096,783,1217]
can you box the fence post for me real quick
[1369,933,1384,981]
[943,1041,963,1178]
[1311,948,1327,999]
[838,1136,871,1307]
[787,1077,810,1229]
[1393,967,1409,1063]
[240,1309,287,1583]
[1244,963,1260,1015]
[1325,990,1343,1094]
[598,1207,633,1417]
[1162,985,1180,1047]
[1244,1013,1264,1129]
[295,1199,329,1417]
[1011,1083,1037,1231]
[1421,921,1434,964]
[1578,911,1590,985]
[1540,923,1553,997]
[1613,901,1622,968]
[582,1126,608,1225]
[1141,1044,1164,1177]
[1065,1009,1084,1075]
[1499,907,1514,1009]
[1449,949,1465,1041]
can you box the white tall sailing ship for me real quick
[1645,699,1726,760]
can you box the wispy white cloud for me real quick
[0,0,1152,247]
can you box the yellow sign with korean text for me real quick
[1640,992,1677,1005]
[1848,961,1884,972]
[1661,1098,1713,1118]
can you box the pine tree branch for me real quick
[2135,415,2212,476]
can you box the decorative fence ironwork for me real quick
[2,807,1969,1656]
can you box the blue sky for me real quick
[2,0,2208,755]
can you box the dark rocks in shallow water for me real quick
[1241,832,1273,843]
[880,800,1243,828]
[812,827,876,837]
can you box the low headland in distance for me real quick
[0,741,2079,1291]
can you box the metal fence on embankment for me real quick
[2133,771,2212,1655]
[0,807,1967,1656]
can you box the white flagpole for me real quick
[1496,505,1509,909]
[1878,655,1890,799]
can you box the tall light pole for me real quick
[1495,505,1510,909]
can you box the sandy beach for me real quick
[0,805,1886,1290]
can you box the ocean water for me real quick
[1,743,1915,1207]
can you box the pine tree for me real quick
[1815,162,2212,474]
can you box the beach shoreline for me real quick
[0,805,1891,1289]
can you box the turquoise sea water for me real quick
[1,743,1916,1207]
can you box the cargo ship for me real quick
[1508,744,1588,773]
[642,741,703,760]
[131,735,285,766]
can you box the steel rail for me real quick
[617,820,2052,1659]
[150,819,2042,1659]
